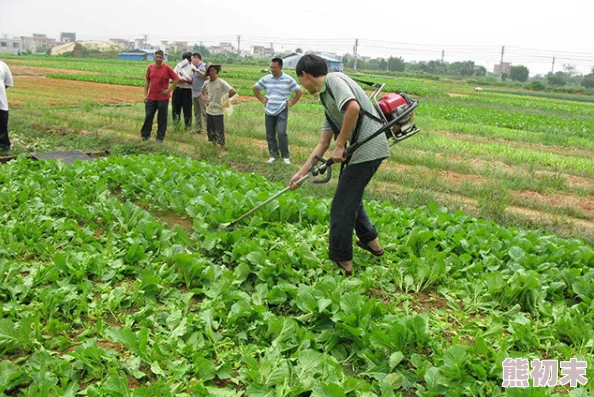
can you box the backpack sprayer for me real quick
[217,82,420,231]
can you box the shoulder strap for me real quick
[319,88,340,138]
[320,79,364,145]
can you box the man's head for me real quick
[206,62,221,80]
[295,54,328,94]
[191,52,202,66]
[154,50,165,66]
[270,57,283,78]
[182,51,192,62]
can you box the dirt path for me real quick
[11,77,144,107]
[9,65,99,77]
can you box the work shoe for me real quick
[283,158,291,165]
[266,157,277,164]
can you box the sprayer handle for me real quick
[308,155,334,184]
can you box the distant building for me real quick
[159,41,190,53]
[252,45,275,57]
[135,38,157,51]
[211,42,234,54]
[19,33,57,52]
[494,62,511,75]
[110,38,135,50]
[0,36,21,53]
[282,53,343,72]
[60,32,76,43]
[118,48,167,61]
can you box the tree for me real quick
[388,56,405,72]
[192,44,210,57]
[581,77,594,89]
[342,54,354,68]
[474,65,487,77]
[449,61,475,77]
[296,48,303,54]
[426,60,447,75]
[562,63,577,77]
[509,65,530,82]
[547,71,567,86]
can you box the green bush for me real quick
[581,76,594,89]
[526,80,546,91]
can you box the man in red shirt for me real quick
[140,50,180,142]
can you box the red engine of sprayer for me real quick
[378,93,414,124]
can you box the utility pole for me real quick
[270,42,274,54]
[353,39,358,70]
[499,45,505,79]
[441,50,445,63]
[237,35,241,55]
[551,57,556,73]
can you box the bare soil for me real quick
[11,77,144,107]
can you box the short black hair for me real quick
[155,49,164,57]
[271,57,283,67]
[192,52,202,60]
[296,54,327,77]
[182,51,192,61]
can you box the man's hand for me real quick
[261,97,269,104]
[331,144,347,164]
[290,171,307,190]
[144,95,149,104]
[161,89,170,96]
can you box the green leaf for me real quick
[312,383,347,397]
[389,352,404,370]
[295,287,317,314]
[103,373,130,397]
[508,246,525,261]
[194,357,217,381]
[0,360,25,393]
[424,367,447,394]
[150,361,164,376]
[0,319,23,355]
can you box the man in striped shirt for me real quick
[253,58,303,164]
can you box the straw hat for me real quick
[205,62,221,73]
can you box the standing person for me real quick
[172,51,194,130]
[201,63,236,156]
[253,57,302,164]
[140,50,180,142]
[190,53,207,134]
[0,60,14,153]
[289,54,389,275]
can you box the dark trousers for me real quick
[329,158,383,262]
[140,99,169,141]
[265,108,289,159]
[0,110,9,151]
[172,87,193,129]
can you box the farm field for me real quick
[1,55,594,395]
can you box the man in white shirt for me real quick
[0,60,14,152]
[172,51,194,130]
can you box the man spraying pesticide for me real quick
[220,55,419,275]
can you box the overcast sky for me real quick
[1,0,593,75]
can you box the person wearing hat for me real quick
[200,63,237,156]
